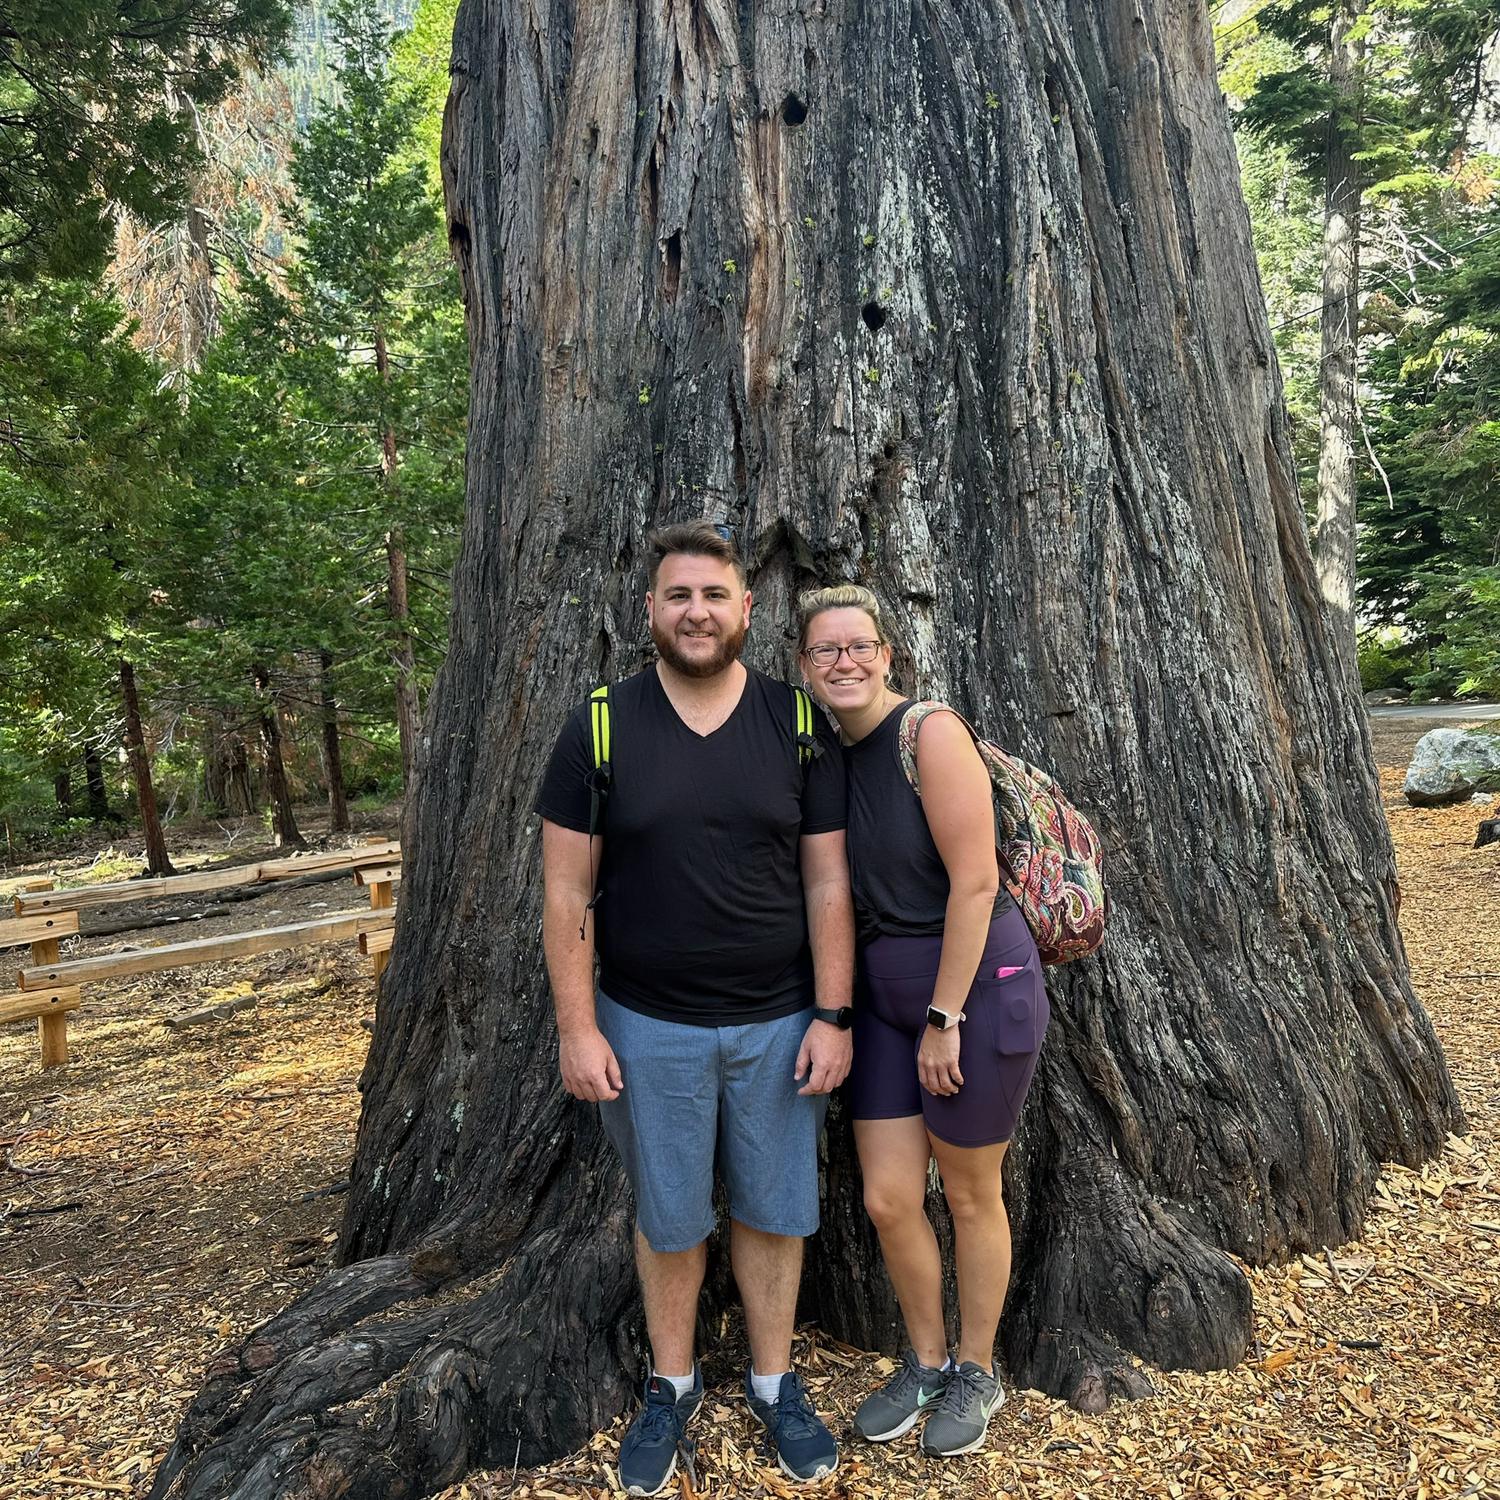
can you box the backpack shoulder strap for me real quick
[791,685,819,766]
[587,685,612,836]
[897,700,986,795]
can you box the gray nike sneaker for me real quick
[919,1360,1004,1456]
[853,1349,951,1442]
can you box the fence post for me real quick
[23,878,68,1067]
[364,837,393,984]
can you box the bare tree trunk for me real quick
[202,710,253,816]
[203,716,257,817]
[374,324,421,792]
[53,770,72,818]
[119,659,176,877]
[1315,4,1364,645]
[385,525,420,791]
[319,649,351,834]
[153,3,1459,1495]
[83,742,115,823]
[251,664,306,851]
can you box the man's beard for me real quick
[652,618,748,678]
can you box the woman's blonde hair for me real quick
[796,583,888,652]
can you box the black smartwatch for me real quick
[811,1005,853,1030]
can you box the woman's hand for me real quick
[918,1023,964,1096]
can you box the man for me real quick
[536,521,854,1494]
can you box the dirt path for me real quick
[1,776,1496,1500]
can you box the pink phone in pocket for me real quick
[994,965,1024,979]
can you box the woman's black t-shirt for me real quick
[845,701,1011,944]
[535,667,846,1024]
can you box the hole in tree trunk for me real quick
[663,232,681,302]
[782,92,808,126]
[861,302,887,332]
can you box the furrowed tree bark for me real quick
[1315,3,1364,647]
[319,649,352,834]
[119,658,176,877]
[153,1,1462,1495]
[251,664,307,852]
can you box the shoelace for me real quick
[883,1350,938,1404]
[633,1387,686,1446]
[939,1364,990,1418]
[762,1378,824,1451]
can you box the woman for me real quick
[797,584,1049,1458]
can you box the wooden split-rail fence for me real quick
[1,840,403,1069]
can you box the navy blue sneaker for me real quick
[617,1366,704,1496]
[745,1369,838,1483]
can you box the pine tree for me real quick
[0,0,291,283]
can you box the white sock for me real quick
[750,1368,787,1403]
[941,1356,956,1373]
[653,1369,695,1399]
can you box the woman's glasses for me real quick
[803,640,882,667]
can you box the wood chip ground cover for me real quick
[1,760,1497,1500]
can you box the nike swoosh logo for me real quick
[916,1389,937,1407]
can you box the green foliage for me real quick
[1223,0,1500,687]
[1355,196,1500,696]
[1,0,466,841]
[391,0,459,199]
[0,0,291,283]
[1357,627,1429,690]
[1235,0,1500,197]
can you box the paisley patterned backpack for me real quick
[897,701,1108,965]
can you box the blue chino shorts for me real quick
[596,993,828,1253]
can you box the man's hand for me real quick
[795,1016,852,1096]
[559,1026,623,1102]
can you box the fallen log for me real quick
[161,995,259,1030]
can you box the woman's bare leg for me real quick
[929,1134,1010,1369]
[854,1115,945,1366]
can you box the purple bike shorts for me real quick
[849,903,1049,1147]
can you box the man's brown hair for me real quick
[645,520,747,588]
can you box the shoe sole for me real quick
[919,1391,1005,1458]
[776,1454,837,1484]
[855,1408,922,1442]
[622,1395,704,1496]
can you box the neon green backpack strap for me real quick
[587,685,612,836]
[792,686,817,766]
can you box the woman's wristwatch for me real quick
[925,1005,965,1031]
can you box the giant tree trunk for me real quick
[1315,4,1364,644]
[251,664,307,851]
[152,2,1460,1495]
[119,659,176,877]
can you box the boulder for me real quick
[1404,728,1500,807]
[1364,689,1410,705]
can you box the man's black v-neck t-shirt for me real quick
[535,666,846,1025]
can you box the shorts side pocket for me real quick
[973,962,1042,1056]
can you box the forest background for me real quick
[1,0,1498,857]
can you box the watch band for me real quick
[811,1005,853,1030]
[925,1005,965,1031]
